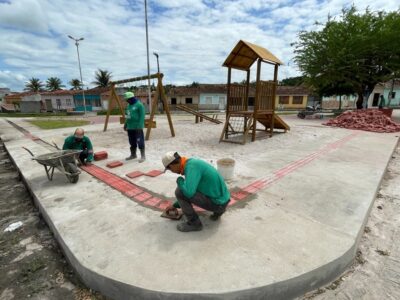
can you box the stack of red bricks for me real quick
[324,110,400,133]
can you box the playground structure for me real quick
[220,40,290,144]
[103,73,175,141]
[176,104,222,124]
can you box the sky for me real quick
[0,0,399,91]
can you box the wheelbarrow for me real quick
[23,148,82,183]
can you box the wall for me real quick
[168,95,199,105]
[275,95,307,109]
[199,93,226,110]
[43,94,75,111]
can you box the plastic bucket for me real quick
[217,158,235,180]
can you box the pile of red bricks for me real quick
[324,110,400,133]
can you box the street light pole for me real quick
[153,52,160,73]
[144,0,152,113]
[68,35,87,116]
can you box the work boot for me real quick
[139,148,146,163]
[177,218,203,232]
[125,147,137,160]
[210,212,224,221]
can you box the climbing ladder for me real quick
[176,104,222,124]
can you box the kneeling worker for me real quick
[163,151,230,232]
[63,128,93,165]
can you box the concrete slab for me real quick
[1,116,399,300]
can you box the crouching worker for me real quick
[162,151,230,232]
[63,128,93,165]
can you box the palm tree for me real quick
[24,77,44,92]
[46,77,65,91]
[69,78,82,90]
[92,69,112,87]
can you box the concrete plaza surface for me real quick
[0,115,398,300]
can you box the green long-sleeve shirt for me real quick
[125,100,145,129]
[62,135,93,161]
[174,158,230,207]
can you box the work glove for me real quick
[176,176,184,185]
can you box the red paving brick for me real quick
[94,151,108,161]
[144,197,162,207]
[231,190,250,201]
[126,171,144,178]
[106,161,123,168]
[145,170,164,177]
[123,187,143,197]
[134,192,152,202]
[157,200,172,210]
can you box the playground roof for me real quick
[223,40,283,70]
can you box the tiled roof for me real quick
[40,89,79,96]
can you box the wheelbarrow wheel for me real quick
[65,163,79,183]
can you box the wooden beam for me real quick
[252,58,262,142]
[110,73,162,85]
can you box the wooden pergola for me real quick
[220,40,290,144]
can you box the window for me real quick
[219,96,225,104]
[205,96,212,104]
[56,99,61,108]
[185,97,193,104]
[292,96,303,105]
[171,98,177,105]
[66,99,72,106]
[389,92,396,99]
[279,96,289,104]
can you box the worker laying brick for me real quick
[162,151,230,232]
[63,128,93,165]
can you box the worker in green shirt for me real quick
[162,151,231,232]
[63,128,93,165]
[123,91,146,162]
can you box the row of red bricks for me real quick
[81,163,254,211]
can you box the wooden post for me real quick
[252,59,262,142]
[225,67,232,139]
[270,64,278,137]
[244,69,250,133]
[103,84,124,131]
[159,74,175,137]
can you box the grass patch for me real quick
[0,112,68,118]
[28,119,90,129]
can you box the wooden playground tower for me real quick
[220,40,290,144]
[103,73,175,141]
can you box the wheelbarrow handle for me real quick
[22,147,34,157]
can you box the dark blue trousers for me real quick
[127,129,145,150]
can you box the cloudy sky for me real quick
[0,0,399,91]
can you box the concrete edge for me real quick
[2,123,398,299]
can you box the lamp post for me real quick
[153,52,160,73]
[144,0,152,112]
[68,35,87,116]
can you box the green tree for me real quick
[92,69,112,87]
[69,78,82,90]
[46,77,65,91]
[293,6,400,109]
[280,76,304,86]
[24,77,44,92]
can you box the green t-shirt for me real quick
[62,135,94,161]
[125,100,145,129]
[174,158,230,207]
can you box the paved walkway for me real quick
[1,118,398,300]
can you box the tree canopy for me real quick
[46,77,65,91]
[24,77,44,92]
[69,78,82,90]
[92,69,112,87]
[293,6,400,108]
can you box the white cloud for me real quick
[0,0,398,90]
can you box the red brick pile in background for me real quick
[324,110,400,133]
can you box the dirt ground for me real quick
[0,139,107,300]
[301,140,400,300]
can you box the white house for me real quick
[41,90,77,112]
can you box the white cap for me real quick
[162,151,179,170]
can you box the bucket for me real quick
[217,158,235,180]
